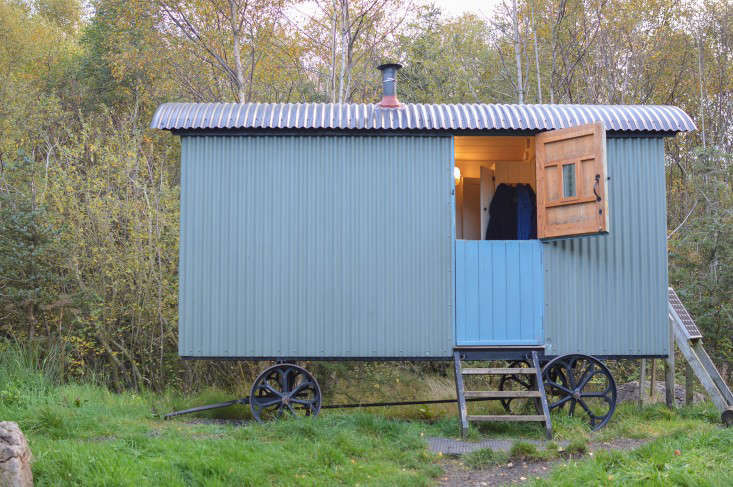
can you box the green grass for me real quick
[0,347,449,486]
[464,447,509,469]
[3,382,445,485]
[530,427,733,486]
[1,345,730,486]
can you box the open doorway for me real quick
[454,136,537,241]
[454,125,610,346]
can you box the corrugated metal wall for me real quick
[179,135,454,358]
[455,240,544,346]
[543,138,668,356]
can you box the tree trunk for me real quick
[338,0,350,104]
[229,0,246,102]
[330,0,338,103]
[531,1,542,103]
[696,36,706,149]
[550,1,568,104]
[512,0,524,104]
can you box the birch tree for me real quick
[159,0,287,102]
[303,0,410,103]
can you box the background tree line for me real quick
[0,0,730,391]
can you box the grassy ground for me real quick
[1,350,730,486]
[531,426,732,486]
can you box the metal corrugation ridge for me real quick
[543,138,669,357]
[151,102,697,133]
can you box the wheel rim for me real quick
[249,364,321,422]
[542,354,617,430]
[499,360,541,414]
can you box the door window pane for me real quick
[562,163,576,198]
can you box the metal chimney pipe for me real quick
[377,63,403,108]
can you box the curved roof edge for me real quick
[150,102,696,134]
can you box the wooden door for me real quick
[480,167,494,240]
[535,122,609,239]
[455,240,544,346]
[462,178,481,240]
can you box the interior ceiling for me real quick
[454,136,531,162]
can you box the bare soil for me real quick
[437,438,648,486]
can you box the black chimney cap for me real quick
[377,63,403,71]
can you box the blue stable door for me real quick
[455,240,544,346]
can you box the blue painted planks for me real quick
[455,240,544,346]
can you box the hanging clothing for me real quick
[516,184,537,240]
[485,183,518,240]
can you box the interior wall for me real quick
[493,159,536,190]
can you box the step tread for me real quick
[464,390,541,398]
[467,415,547,422]
[462,367,537,375]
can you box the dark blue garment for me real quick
[516,184,537,240]
[485,184,517,240]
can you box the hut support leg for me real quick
[639,359,647,406]
[531,351,553,440]
[665,317,676,408]
[453,351,469,437]
[650,359,657,400]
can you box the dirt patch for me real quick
[183,418,249,426]
[616,380,704,405]
[436,438,648,486]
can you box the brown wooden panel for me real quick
[535,123,609,239]
[454,136,530,161]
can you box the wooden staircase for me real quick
[454,350,553,439]
[668,288,733,426]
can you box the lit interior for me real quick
[454,136,537,240]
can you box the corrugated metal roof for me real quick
[151,102,696,133]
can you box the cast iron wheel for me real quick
[542,354,617,430]
[249,363,321,422]
[498,360,541,414]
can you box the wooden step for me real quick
[462,367,537,375]
[468,415,546,422]
[464,390,541,399]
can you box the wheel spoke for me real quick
[549,395,572,410]
[569,398,577,416]
[566,362,580,389]
[252,396,281,408]
[577,398,606,421]
[259,383,283,397]
[290,380,315,396]
[577,363,595,389]
[581,391,612,402]
[279,368,290,394]
[285,403,297,416]
[545,380,573,395]
[291,397,317,406]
